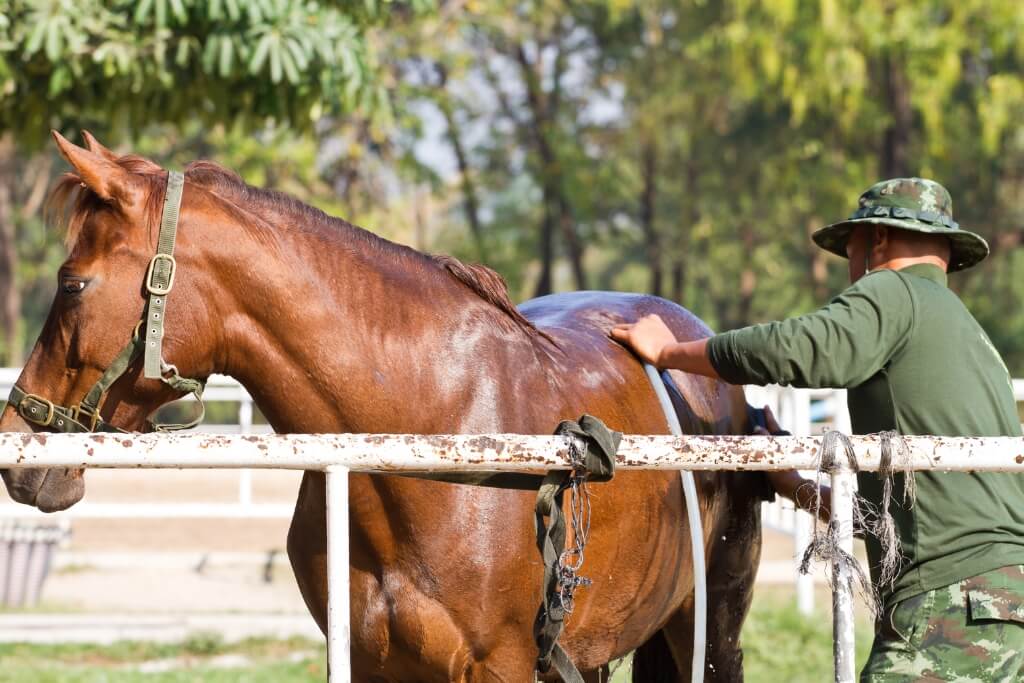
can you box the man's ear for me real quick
[52,130,143,205]
[873,226,890,256]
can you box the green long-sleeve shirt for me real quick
[707,263,1024,605]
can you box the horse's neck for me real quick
[216,220,549,434]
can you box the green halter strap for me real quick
[6,170,206,434]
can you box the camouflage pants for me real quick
[861,565,1024,682]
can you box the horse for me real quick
[0,131,767,681]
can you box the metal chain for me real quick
[555,437,595,615]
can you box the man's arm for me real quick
[611,270,914,388]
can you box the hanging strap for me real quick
[533,415,618,683]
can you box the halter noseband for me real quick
[6,171,206,434]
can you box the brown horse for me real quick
[0,132,766,681]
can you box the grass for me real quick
[0,595,870,682]
[0,635,326,682]
[609,587,873,682]
[742,589,873,682]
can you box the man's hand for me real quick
[753,404,786,435]
[754,406,832,524]
[610,314,679,367]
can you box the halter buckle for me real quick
[146,254,177,296]
[70,403,102,431]
[18,394,56,427]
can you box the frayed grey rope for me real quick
[869,430,916,590]
[798,430,913,617]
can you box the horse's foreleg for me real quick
[288,471,329,633]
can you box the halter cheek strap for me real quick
[6,171,206,434]
[144,170,184,380]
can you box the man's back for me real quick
[849,263,1024,603]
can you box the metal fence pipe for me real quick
[830,461,857,683]
[3,432,1024,472]
[326,466,351,683]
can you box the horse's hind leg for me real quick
[636,479,762,682]
[703,476,762,681]
[631,625,685,682]
[689,476,762,681]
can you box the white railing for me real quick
[3,432,1024,683]
[3,369,1021,577]
[748,381,1024,614]
[0,370,285,520]
[745,385,850,615]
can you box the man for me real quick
[612,178,1024,681]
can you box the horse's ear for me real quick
[81,130,119,162]
[52,130,141,204]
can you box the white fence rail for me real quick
[747,380,1024,614]
[0,369,283,520]
[2,431,1024,683]
[3,368,1022,597]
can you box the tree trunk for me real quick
[534,209,555,297]
[557,197,586,290]
[671,160,698,304]
[735,224,757,328]
[881,51,913,178]
[639,142,661,296]
[0,135,20,366]
[807,215,831,301]
[435,64,485,260]
[515,42,586,294]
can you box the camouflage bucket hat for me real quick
[811,177,989,272]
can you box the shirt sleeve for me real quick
[706,270,914,388]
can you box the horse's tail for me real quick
[631,629,682,682]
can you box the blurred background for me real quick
[0,0,1022,680]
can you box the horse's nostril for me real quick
[34,469,86,513]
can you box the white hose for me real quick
[643,364,706,683]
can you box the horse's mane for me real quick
[49,156,551,344]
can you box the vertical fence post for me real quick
[238,397,254,506]
[830,460,856,683]
[326,466,351,683]
[791,388,816,617]
[794,511,815,616]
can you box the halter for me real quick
[6,171,206,434]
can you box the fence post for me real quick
[791,388,816,616]
[794,511,814,616]
[238,397,254,506]
[830,459,856,683]
[326,466,351,683]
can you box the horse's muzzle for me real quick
[0,406,86,512]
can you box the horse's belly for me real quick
[290,466,712,679]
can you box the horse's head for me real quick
[1,132,219,511]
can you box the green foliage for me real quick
[4,0,1024,378]
[386,0,1024,372]
[740,589,874,682]
[0,0,436,143]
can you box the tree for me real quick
[0,0,434,364]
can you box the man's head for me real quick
[844,224,953,282]
[813,177,988,282]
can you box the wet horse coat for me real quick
[0,134,765,681]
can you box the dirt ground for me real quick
[0,469,301,552]
[0,468,841,625]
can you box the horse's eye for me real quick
[61,276,88,295]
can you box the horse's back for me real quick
[520,291,744,435]
[520,290,713,345]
